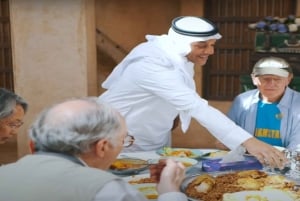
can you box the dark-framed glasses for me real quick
[6,121,24,129]
[123,134,135,147]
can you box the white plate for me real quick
[223,189,294,201]
[123,173,152,183]
[131,183,158,200]
[123,174,157,200]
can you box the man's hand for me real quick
[149,159,186,194]
[242,137,287,169]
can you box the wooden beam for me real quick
[96,29,127,64]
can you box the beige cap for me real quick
[252,57,292,78]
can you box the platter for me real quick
[180,169,300,201]
[109,158,149,175]
[156,147,203,159]
[123,173,158,200]
[200,150,229,160]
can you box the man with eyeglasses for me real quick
[0,88,28,144]
[0,97,187,201]
[216,57,300,151]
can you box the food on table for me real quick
[206,150,229,158]
[161,147,196,157]
[136,185,158,199]
[189,174,215,193]
[128,177,156,184]
[109,158,147,170]
[184,170,300,201]
[157,156,197,168]
[126,175,158,199]
[181,161,193,167]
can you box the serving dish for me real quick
[180,169,300,201]
[156,147,203,159]
[109,158,150,175]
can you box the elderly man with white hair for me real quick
[0,97,187,201]
[216,57,300,151]
[98,16,287,168]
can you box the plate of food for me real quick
[124,173,158,200]
[180,169,300,201]
[200,150,229,160]
[109,158,149,175]
[156,147,203,159]
[151,156,198,169]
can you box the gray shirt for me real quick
[228,87,300,150]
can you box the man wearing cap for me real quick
[216,57,300,151]
[98,16,286,167]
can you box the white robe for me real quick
[98,34,252,152]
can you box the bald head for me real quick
[44,99,100,128]
[29,97,123,155]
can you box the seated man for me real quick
[0,88,28,144]
[216,57,300,151]
[0,97,187,201]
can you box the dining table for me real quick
[117,148,219,173]
[113,148,222,200]
[110,147,299,201]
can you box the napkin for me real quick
[219,146,246,163]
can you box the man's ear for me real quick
[94,139,110,158]
[251,74,259,86]
[287,74,293,86]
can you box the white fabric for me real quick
[173,16,216,32]
[99,34,252,152]
[93,180,187,201]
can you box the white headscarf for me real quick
[167,16,222,56]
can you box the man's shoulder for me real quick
[234,89,258,100]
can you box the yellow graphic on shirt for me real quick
[254,128,280,138]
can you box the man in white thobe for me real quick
[98,16,286,168]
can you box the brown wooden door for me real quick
[203,0,296,100]
[0,0,13,91]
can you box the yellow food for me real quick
[208,150,228,158]
[138,186,158,200]
[110,159,146,170]
[162,147,196,157]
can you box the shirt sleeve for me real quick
[93,180,187,201]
